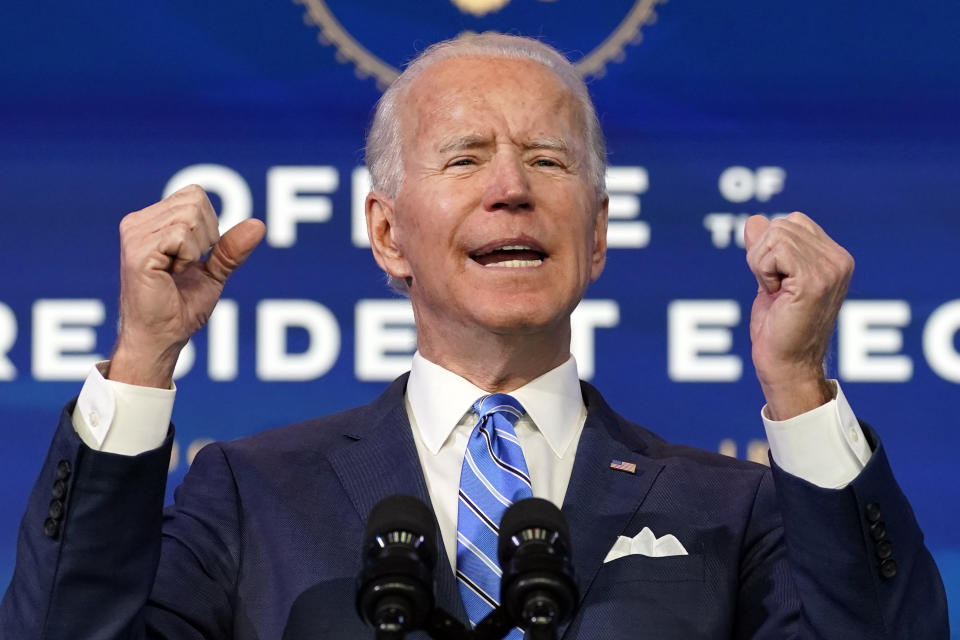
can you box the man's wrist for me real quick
[109,341,179,389]
[760,375,834,421]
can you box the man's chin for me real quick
[410,279,582,336]
[472,298,576,336]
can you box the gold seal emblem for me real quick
[294,0,667,89]
[449,0,512,18]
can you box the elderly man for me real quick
[0,33,948,639]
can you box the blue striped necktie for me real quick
[456,393,533,637]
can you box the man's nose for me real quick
[481,154,532,212]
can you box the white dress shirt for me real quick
[405,352,586,571]
[71,354,872,571]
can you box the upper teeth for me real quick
[473,244,544,267]
[478,244,534,256]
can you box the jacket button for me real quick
[875,539,894,560]
[51,479,67,500]
[49,499,65,521]
[56,460,72,480]
[869,520,886,541]
[43,518,59,539]
[879,558,898,579]
[865,502,882,523]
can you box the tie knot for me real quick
[473,393,525,426]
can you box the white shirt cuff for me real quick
[762,380,872,489]
[71,362,175,456]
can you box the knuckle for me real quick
[840,248,855,269]
[119,210,148,239]
[764,226,788,244]
[170,202,192,216]
[167,183,207,205]
[167,221,190,244]
[767,218,789,233]
[169,203,204,227]
[829,247,854,272]
[181,183,205,197]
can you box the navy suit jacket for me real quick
[1,375,949,639]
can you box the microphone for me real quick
[497,498,578,638]
[356,495,437,639]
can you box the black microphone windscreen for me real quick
[363,494,437,560]
[498,497,569,564]
[357,494,438,630]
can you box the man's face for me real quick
[371,56,607,339]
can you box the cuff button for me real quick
[49,499,65,521]
[51,479,67,500]
[43,518,59,539]
[875,539,894,560]
[879,558,898,579]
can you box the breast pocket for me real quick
[569,555,707,639]
[596,553,704,585]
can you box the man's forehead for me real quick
[403,55,572,112]
[415,54,560,82]
[399,56,582,146]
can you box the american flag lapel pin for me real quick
[609,459,637,474]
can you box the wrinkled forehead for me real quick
[396,56,587,150]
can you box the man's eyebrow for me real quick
[523,137,570,153]
[435,136,570,154]
[436,135,490,154]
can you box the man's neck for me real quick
[416,322,572,393]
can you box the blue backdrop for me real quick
[1,0,957,631]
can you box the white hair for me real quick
[365,32,608,293]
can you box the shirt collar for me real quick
[406,351,584,458]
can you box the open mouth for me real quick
[470,244,548,268]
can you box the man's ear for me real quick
[366,191,412,280]
[590,193,609,282]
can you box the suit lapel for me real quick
[560,383,664,633]
[326,375,468,624]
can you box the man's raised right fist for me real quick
[109,184,265,388]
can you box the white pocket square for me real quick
[603,527,688,562]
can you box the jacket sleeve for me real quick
[0,400,249,640]
[769,423,949,639]
[0,400,172,639]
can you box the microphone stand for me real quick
[414,604,559,640]
[470,605,516,640]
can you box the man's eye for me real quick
[450,158,475,167]
[534,158,561,167]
